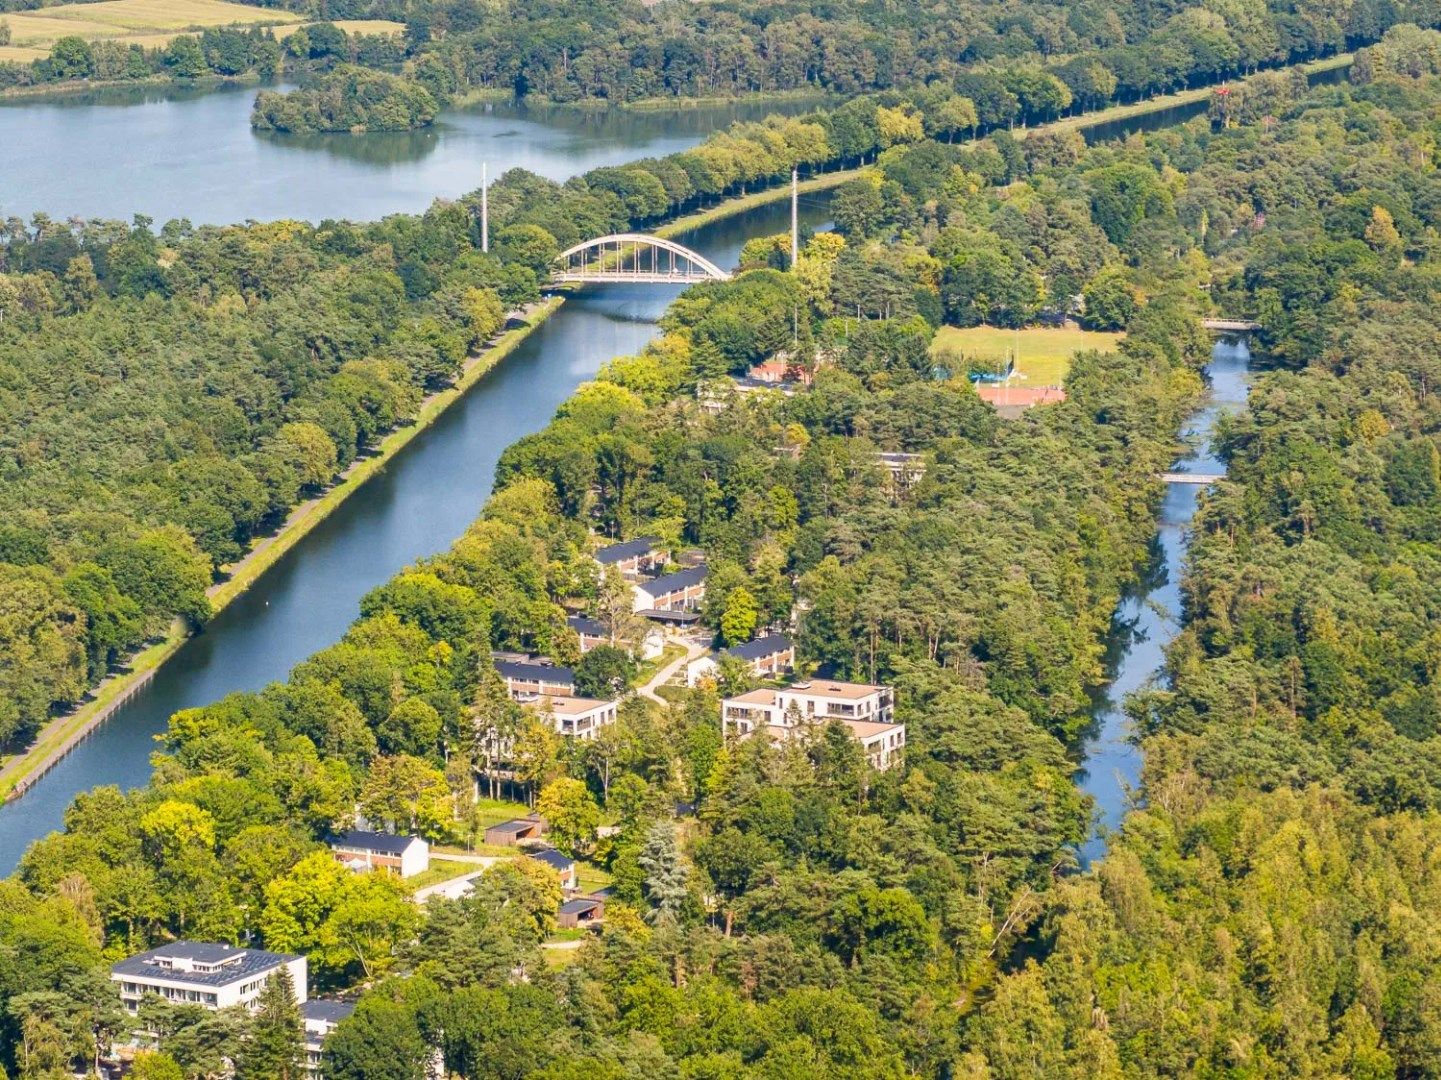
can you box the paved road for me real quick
[410,856,502,902]
[637,638,707,704]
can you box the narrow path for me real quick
[636,638,707,704]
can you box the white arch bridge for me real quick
[553,233,732,285]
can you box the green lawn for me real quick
[576,862,613,894]
[931,324,1124,388]
[403,858,479,891]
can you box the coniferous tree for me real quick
[234,970,304,1080]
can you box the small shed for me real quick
[557,897,605,929]
[484,816,546,847]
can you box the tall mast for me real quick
[481,162,490,254]
[790,167,799,267]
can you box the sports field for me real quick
[0,0,303,60]
[931,324,1123,387]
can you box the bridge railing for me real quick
[553,233,732,284]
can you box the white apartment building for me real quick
[721,679,905,770]
[527,695,618,740]
[111,942,308,1015]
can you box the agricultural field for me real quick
[930,323,1124,387]
[0,0,303,60]
[272,18,403,39]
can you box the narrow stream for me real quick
[1076,339,1252,864]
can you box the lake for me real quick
[0,82,817,224]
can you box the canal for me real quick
[0,192,834,874]
[1075,339,1252,864]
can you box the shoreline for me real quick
[0,167,856,804]
[0,299,560,802]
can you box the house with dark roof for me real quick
[111,942,307,1014]
[493,657,576,701]
[527,847,578,891]
[567,614,610,653]
[595,536,666,577]
[632,566,707,615]
[687,633,795,686]
[302,1000,355,1078]
[329,830,430,879]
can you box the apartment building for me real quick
[111,942,308,1015]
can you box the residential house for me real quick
[484,814,547,847]
[567,614,610,653]
[111,942,308,1015]
[528,848,578,891]
[686,633,795,686]
[721,679,905,770]
[302,999,354,1078]
[594,536,666,578]
[526,695,618,740]
[329,830,430,879]
[494,657,576,701]
[632,566,707,614]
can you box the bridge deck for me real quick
[1160,472,1225,484]
[1201,318,1261,332]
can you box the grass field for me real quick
[1,0,302,52]
[931,324,1124,387]
[272,18,402,39]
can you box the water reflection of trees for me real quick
[253,125,444,165]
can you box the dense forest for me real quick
[9,19,1441,1080]
[0,97,885,750]
[2,0,1438,116]
[960,46,1441,1077]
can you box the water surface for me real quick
[0,194,834,874]
[0,85,815,224]
[1075,340,1251,864]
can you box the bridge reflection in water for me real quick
[554,233,734,284]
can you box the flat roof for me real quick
[494,658,575,683]
[727,633,793,661]
[637,566,707,594]
[331,829,420,856]
[112,943,299,988]
[486,818,542,835]
[302,1000,356,1024]
[559,898,603,915]
[844,719,903,739]
[638,608,701,623]
[527,695,615,717]
[786,680,888,701]
[595,536,661,563]
[727,689,778,706]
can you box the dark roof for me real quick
[486,818,540,836]
[638,608,702,624]
[595,536,661,564]
[567,615,607,637]
[494,659,575,684]
[111,942,299,988]
[638,566,707,596]
[587,885,616,900]
[528,848,575,871]
[559,898,602,915]
[331,829,421,856]
[302,1000,356,1024]
[726,633,794,661]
